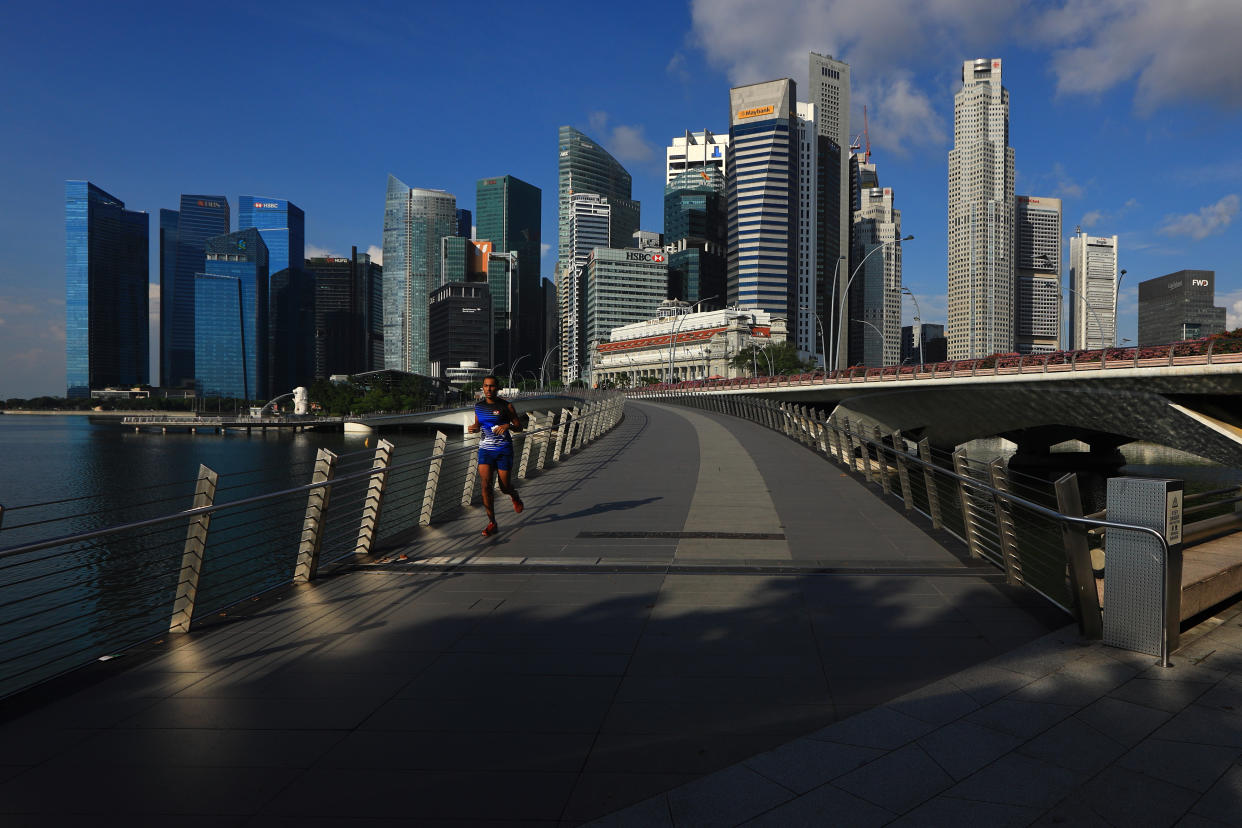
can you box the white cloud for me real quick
[1158,194,1239,241]
[584,112,656,164]
[306,243,335,258]
[1220,288,1242,330]
[904,292,947,326]
[856,75,945,156]
[366,245,383,266]
[667,52,692,84]
[540,243,551,257]
[1081,210,1104,228]
[1034,0,1242,112]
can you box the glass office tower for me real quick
[195,229,268,400]
[382,175,457,374]
[665,167,726,307]
[477,175,542,370]
[305,246,381,379]
[240,197,306,396]
[159,195,229,389]
[65,181,150,397]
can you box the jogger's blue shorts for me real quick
[478,446,514,470]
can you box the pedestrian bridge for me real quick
[635,344,1242,467]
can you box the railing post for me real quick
[988,459,1022,585]
[918,438,943,529]
[419,431,448,526]
[535,412,553,470]
[816,421,829,455]
[355,439,395,557]
[1054,473,1103,639]
[952,449,983,559]
[841,417,858,472]
[859,426,875,482]
[553,408,570,461]
[462,432,480,505]
[518,413,538,479]
[571,405,586,452]
[891,431,913,511]
[294,449,338,582]
[169,464,218,633]
[874,426,891,495]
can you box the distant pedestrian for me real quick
[467,376,524,536]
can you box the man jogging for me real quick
[467,375,524,536]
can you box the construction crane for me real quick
[849,106,873,162]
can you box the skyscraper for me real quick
[947,58,1015,359]
[159,194,229,389]
[727,79,799,319]
[428,281,491,379]
[849,174,903,367]
[584,247,669,383]
[382,175,457,374]
[65,181,150,398]
[455,208,472,239]
[1138,270,1227,345]
[195,229,268,400]
[476,175,542,369]
[240,197,307,396]
[666,130,729,183]
[1068,230,1118,350]
[1015,196,1062,354]
[305,246,382,379]
[665,166,726,308]
[809,53,850,364]
[559,193,611,382]
[796,102,818,356]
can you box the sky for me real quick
[3,0,1242,397]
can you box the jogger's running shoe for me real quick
[481,521,498,537]
[512,495,524,514]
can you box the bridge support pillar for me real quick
[918,439,943,529]
[354,439,394,558]
[294,449,338,582]
[892,431,913,511]
[952,449,983,559]
[1054,473,1104,639]
[419,431,448,526]
[169,464,218,633]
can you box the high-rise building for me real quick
[195,229,268,400]
[558,193,611,382]
[65,181,150,398]
[240,197,307,396]
[809,53,850,365]
[542,277,558,380]
[1015,196,1062,354]
[665,167,726,308]
[476,175,542,370]
[429,281,491,378]
[795,102,819,357]
[1138,270,1226,346]
[455,208,472,239]
[1068,231,1118,350]
[305,246,382,379]
[727,79,799,321]
[849,177,903,367]
[666,130,729,183]
[382,175,457,374]
[901,323,947,364]
[159,194,229,389]
[947,58,1015,359]
[486,250,518,368]
[584,247,669,384]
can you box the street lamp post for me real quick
[1114,268,1127,346]
[900,287,922,364]
[538,344,561,391]
[851,318,886,364]
[836,235,914,370]
[826,255,846,374]
[666,295,719,383]
[799,304,827,374]
[508,354,530,391]
[1065,286,1108,350]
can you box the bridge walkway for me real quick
[0,400,1068,825]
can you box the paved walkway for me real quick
[0,401,1082,824]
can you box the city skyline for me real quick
[4,0,1242,395]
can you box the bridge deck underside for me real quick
[0,402,1068,824]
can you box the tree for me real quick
[730,341,815,376]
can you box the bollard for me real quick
[918,438,943,529]
[988,459,1021,585]
[354,439,395,557]
[169,464,218,633]
[952,448,983,559]
[294,449,338,582]
[1054,473,1103,639]
[419,431,448,527]
[891,431,913,512]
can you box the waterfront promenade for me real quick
[0,400,1180,824]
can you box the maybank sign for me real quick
[737,105,774,120]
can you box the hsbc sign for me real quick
[253,202,279,209]
[626,251,665,263]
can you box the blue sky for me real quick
[3,0,1241,397]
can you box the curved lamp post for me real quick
[836,235,913,370]
[507,354,530,392]
[799,304,827,373]
[1114,268,1127,346]
[538,344,561,391]
[666,295,719,382]
[851,318,886,365]
[900,287,922,364]
[1065,285,1108,350]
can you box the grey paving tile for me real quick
[945,663,1033,705]
[121,696,372,731]
[917,720,1023,781]
[1189,762,1242,824]
[1109,677,1215,713]
[885,676,983,726]
[600,701,834,738]
[614,674,830,705]
[1153,704,1242,748]
[807,705,935,750]
[625,651,823,678]
[1195,674,1242,714]
[1075,696,1173,748]
[834,744,954,814]
[317,729,596,772]
[396,671,621,702]
[1056,765,1199,827]
[1018,716,1127,774]
[1118,738,1241,793]
[361,696,611,734]
[743,737,885,795]
[964,697,1078,740]
[42,728,343,769]
[891,795,1043,827]
[665,765,794,828]
[945,752,1083,809]
[585,729,781,775]
[1176,814,1235,828]
[571,778,683,827]
[740,782,896,827]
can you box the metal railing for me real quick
[647,390,1176,667]
[626,334,1242,395]
[0,394,626,700]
